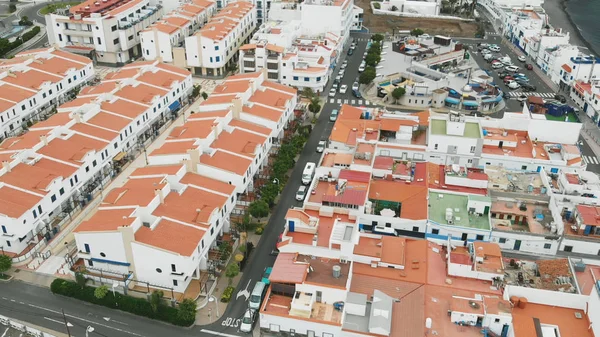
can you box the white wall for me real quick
[295,283,347,305]
[451,311,480,325]
[528,119,582,145]
[483,314,512,336]
[502,285,589,311]
[490,231,559,255]
[588,284,600,337]
[559,237,600,256]
[74,231,130,274]
[260,311,342,336]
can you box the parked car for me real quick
[352,81,360,91]
[239,309,257,333]
[519,82,536,91]
[332,83,338,91]
[483,53,494,61]
[339,84,348,94]
[503,75,514,82]
[506,80,520,89]
[329,88,336,97]
[338,69,345,78]
[489,45,501,52]
[330,109,339,121]
[358,62,366,72]
[525,63,533,70]
[295,185,307,201]
[316,140,326,153]
[505,65,519,72]
[352,89,362,99]
[518,55,527,62]
[517,94,528,102]
[492,61,504,69]
[347,48,354,56]
[555,94,567,103]
[261,267,272,285]
[498,71,510,79]
[340,60,348,70]
[481,49,491,55]
[477,43,489,50]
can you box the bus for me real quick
[302,162,316,185]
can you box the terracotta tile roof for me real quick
[86,111,131,132]
[269,253,308,284]
[212,80,251,94]
[243,103,282,122]
[201,94,237,106]
[222,72,262,81]
[137,69,186,90]
[2,69,61,90]
[38,133,107,165]
[562,64,572,73]
[368,180,428,220]
[381,236,406,265]
[131,165,183,177]
[0,129,51,151]
[266,44,284,53]
[168,119,216,140]
[228,119,271,135]
[199,150,252,175]
[322,189,366,206]
[79,82,118,95]
[150,140,197,156]
[104,68,140,81]
[249,88,292,109]
[473,241,501,258]
[135,218,205,256]
[0,82,36,103]
[239,44,257,51]
[390,284,425,337]
[259,80,298,96]
[0,185,42,218]
[211,128,266,157]
[71,123,118,141]
[179,172,235,195]
[285,209,312,224]
[576,204,600,226]
[74,208,136,232]
[380,117,417,131]
[153,185,226,225]
[27,56,82,77]
[102,177,166,207]
[512,303,592,337]
[188,110,230,119]
[350,273,422,298]
[155,63,191,77]
[101,99,148,119]
[115,83,168,106]
[60,96,95,109]
[338,169,370,183]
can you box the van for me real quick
[249,281,267,310]
[302,162,316,185]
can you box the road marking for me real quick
[365,100,370,105]
[351,99,355,104]
[44,317,64,325]
[103,317,129,325]
[221,317,241,328]
[236,279,252,301]
[26,303,143,336]
[344,99,349,104]
[337,99,342,104]
[329,98,334,103]
[358,100,363,104]
[200,329,242,337]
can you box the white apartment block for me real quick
[46,0,163,66]
[239,20,340,92]
[0,47,94,140]
[140,0,217,63]
[525,29,570,64]
[184,1,257,77]
[268,0,357,48]
[537,44,579,83]
[0,59,192,256]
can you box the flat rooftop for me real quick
[428,192,491,230]
[512,302,592,337]
[503,258,577,293]
[430,119,481,138]
[491,200,554,234]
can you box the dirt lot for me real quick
[355,0,479,37]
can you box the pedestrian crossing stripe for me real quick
[351,100,356,104]
[508,92,554,98]
[583,156,599,165]
[344,99,349,104]
[337,99,342,104]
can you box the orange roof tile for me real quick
[86,111,131,132]
[168,119,216,140]
[368,180,428,219]
[211,128,266,157]
[74,208,136,232]
[0,185,42,218]
[102,177,165,207]
[269,253,308,284]
[199,149,252,175]
[150,140,197,156]
[135,218,205,256]
[115,83,168,105]
[131,164,184,177]
[101,99,148,119]
[228,119,271,135]
[137,69,186,90]
[153,185,226,225]
[179,173,235,195]
[0,129,51,151]
[71,123,119,141]
[38,133,106,165]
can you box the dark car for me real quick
[498,71,510,79]
[555,94,567,103]
[347,48,354,56]
[519,82,536,92]
[525,63,533,70]
[353,89,362,99]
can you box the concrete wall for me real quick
[502,285,588,311]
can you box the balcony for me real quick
[243,61,255,68]
[118,6,160,30]
[65,29,94,37]
[267,63,278,70]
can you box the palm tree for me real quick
[302,87,315,99]
[308,96,321,119]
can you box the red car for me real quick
[503,76,514,82]
[525,63,533,70]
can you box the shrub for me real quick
[255,226,264,235]
[373,2,381,9]
[225,263,240,286]
[220,286,234,302]
[94,285,109,299]
[0,255,11,277]
[50,279,194,326]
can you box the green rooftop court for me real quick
[428,191,491,230]
[430,119,481,138]
[545,112,580,123]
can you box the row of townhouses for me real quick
[0,53,192,257]
[69,70,297,294]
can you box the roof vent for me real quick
[469,301,480,309]
[332,265,341,278]
[574,312,583,319]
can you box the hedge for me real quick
[220,286,234,303]
[0,26,41,58]
[50,279,194,326]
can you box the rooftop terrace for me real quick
[430,119,481,138]
[428,192,491,230]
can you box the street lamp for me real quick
[112,282,118,297]
[208,295,219,317]
[85,326,94,337]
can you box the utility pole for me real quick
[62,309,72,337]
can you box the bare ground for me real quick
[355,0,479,37]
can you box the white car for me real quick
[296,186,307,201]
[239,309,256,333]
[489,45,501,52]
[352,81,359,91]
[483,53,493,61]
[507,80,520,89]
[491,62,504,69]
[517,94,528,102]
[338,69,345,78]
[339,84,348,94]
[358,62,366,72]
[481,49,491,55]
[329,88,336,97]
[332,83,339,91]
[518,55,527,62]
[340,60,348,70]
[316,140,326,153]
[505,65,519,72]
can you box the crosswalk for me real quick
[354,38,371,42]
[328,98,373,106]
[583,155,599,165]
[507,91,555,98]
[486,31,500,36]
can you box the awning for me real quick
[91,257,130,266]
[445,97,460,104]
[113,152,126,161]
[168,100,181,112]
[463,100,479,107]
[483,95,502,103]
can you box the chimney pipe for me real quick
[2,160,10,172]
[154,188,164,204]
[40,135,48,146]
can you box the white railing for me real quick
[0,314,59,337]
[11,239,46,264]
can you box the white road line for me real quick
[337,99,342,104]
[358,100,363,104]
[27,303,143,336]
[351,99,356,104]
[44,317,64,325]
[329,98,334,103]
[344,99,349,104]
[200,329,241,337]
[365,100,370,105]
[1,327,7,337]
[583,157,588,164]
[591,156,599,164]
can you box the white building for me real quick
[0,47,94,140]
[184,1,257,77]
[538,44,579,83]
[0,59,192,256]
[140,0,217,63]
[45,0,163,66]
[525,28,570,63]
[238,20,340,92]
[375,0,441,16]
[557,54,600,91]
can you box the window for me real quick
[316,77,321,82]
[293,76,299,81]
[412,226,419,232]
[6,241,10,247]
[304,77,309,82]
[156,268,162,273]
[100,252,106,257]
[564,245,573,252]
[70,178,74,187]
[42,92,47,98]
[173,280,178,286]
[432,228,439,235]
[59,188,65,195]
[499,238,506,243]
[468,159,473,164]
[128,35,133,41]
[494,318,500,323]
[210,227,214,235]
[475,234,484,241]
[51,195,57,202]
[85,166,90,173]
[84,244,90,253]
[1,226,6,233]
[113,38,119,45]
[209,57,213,62]
[97,37,102,45]
[215,45,219,50]
[521,165,527,170]
[216,56,220,62]
[434,144,438,150]
[543,243,551,249]
[171,264,176,272]
[38,205,42,214]
[470,146,476,153]
[111,25,117,31]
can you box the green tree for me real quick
[150,290,164,313]
[373,2,380,9]
[18,16,33,26]
[94,285,109,299]
[201,92,208,100]
[411,28,425,37]
[225,263,240,286]
[8,4,16,13]
[75,271,89,289]
[248,200,269,221]
[177,298,197,324]
[308,96,321,118]
[365,53,381,67]
[302,87,315,99]
[191,84,201,98]
[0,255,11,277]
[371,33,384,43]
[359,67,377,85]
[391,87,406,103]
